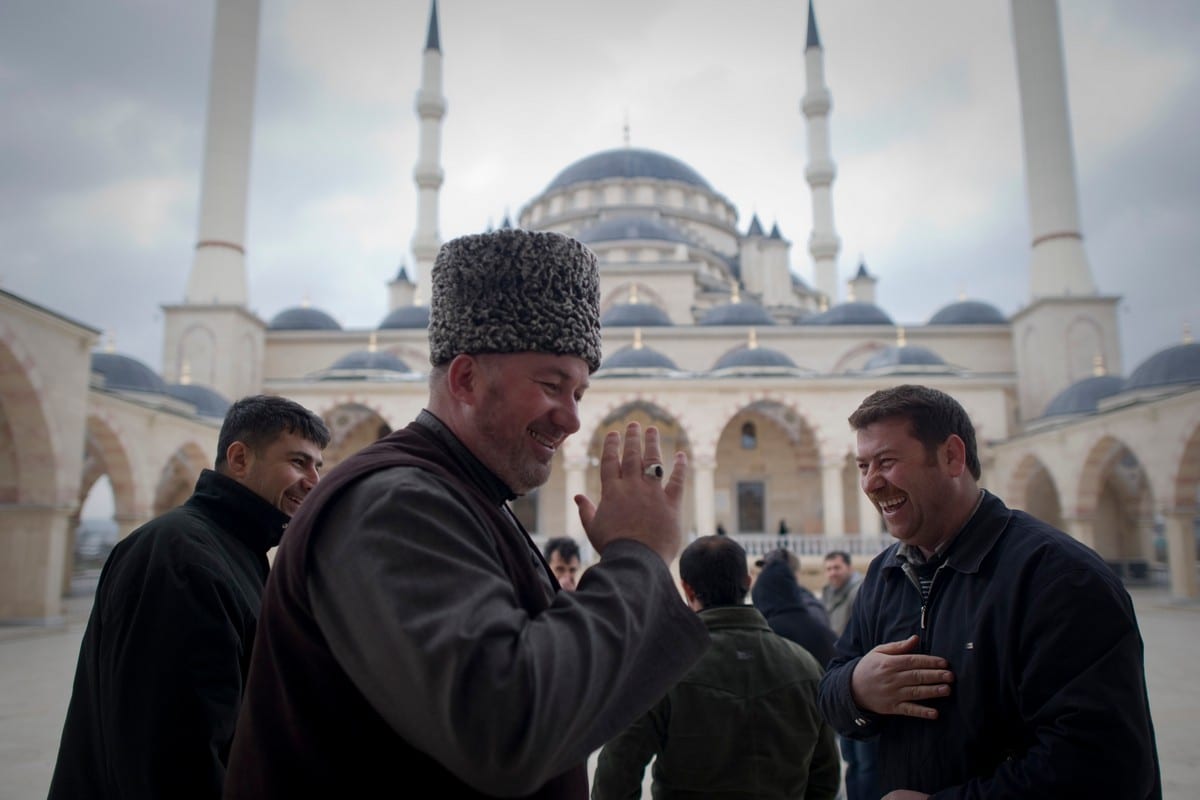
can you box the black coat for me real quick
[751,559,838,668]
[49,469,289,800]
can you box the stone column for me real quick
[563,453,589,560]
[1163,511,1198,601]
[856,488,878,538]
[692,453,717,539]
[821,459,845,536]
[1063,515,1096,551]
[0,504,70,624]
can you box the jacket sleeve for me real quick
[102,539,251,799]
[590,701,666,800]
[806,716,843,800]
[309,468,710,797]
[932,566,1160,799]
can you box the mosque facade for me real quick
[1,0,1197,624]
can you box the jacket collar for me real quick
[187,469,291,555]
[413,409,517,504]
[882,490,1012,575]
[697,604,773,633]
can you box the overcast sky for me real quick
[3,0,1197,376]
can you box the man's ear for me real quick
[942,434,967,478]
[445,354,484,406]
[224,441,252,479]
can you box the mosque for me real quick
[2,0,1197,624]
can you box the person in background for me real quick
[49,394,329,800]
[819,384,1161,798]
[752,547,838,668]
[592,535,841,800]
[543,536,583,591]
[821,550,878,800]
[225,229,709,799]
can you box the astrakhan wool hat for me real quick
[428,229,602,372]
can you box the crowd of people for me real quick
[50,229,1162,799]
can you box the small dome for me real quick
[165,384,232,419]
[928,300,1007,325]
[576,216,694,247]
[379,306,430,329]
[91,352,167,394]
[1042,375,1126,417]
[699,301,776,326]
[598,345,679,373]
[1124,342,1200,391]
[269,306,342,331]
[803,301,894,326]
[327,350,412,373]
[545,147,712,192]
[602,302,673,327]
[863,344,948,372]
[712,345,797,371]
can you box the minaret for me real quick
[801,0,841,304]
[410,0,446,285]
[1008,0,1120,421]
[1011,0,1095,298]
[162,0,265,401]
[183,0,260,305]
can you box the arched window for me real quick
[741,422,757,449]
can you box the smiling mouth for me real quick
[284,491,305,507]
[877,495,907,514]
[528,429,561,451]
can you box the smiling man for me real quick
[817,384,1161,799]
[225,229,708,799]
[49,394,329,800]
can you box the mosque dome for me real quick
[327,349,412,374]
[576,215,695,247]
[712,345,797,372]
[602,302,673,327]
[598,343,680,374]
[1124,342,1200,391]
[928,300,1007,325]
[269,306,342,331]
[545,148,713,192]
[90,352,167,394]
[1042,375,1126,418]
[378,305,431,329]
[165,383,232,419]
[862,344,949,373]
[699,300,776,326]
[803,301,894,326]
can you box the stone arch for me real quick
[321,400,393,472]
[830,340,889,373]
[714,398,821,534]
[1006,452,1063,530]
[1170,417,1200,513]
[0,336,57,505]
[85,413,138,524]
[153,441,209,516]
[178,323,218,387]
[1077,435,1155,564]
[600,281,669,316]
[1065,314,1105,385]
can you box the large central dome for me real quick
[545,147,713,192]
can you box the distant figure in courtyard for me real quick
[752,547,838,668]
[819,384,1161,798]
[49,394,329,800]
[543,536,583,591]
[592,535,840,799]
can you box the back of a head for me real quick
[215,394,331,471]
[427,229,602,372]
[848,383,981,480]
[679,535,749,608]
[543,536,580,564]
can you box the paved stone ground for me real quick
[2,574,1196,799]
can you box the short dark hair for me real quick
[679,535,749,608]
[848,384,981,480]
[215,395,330,471]
[824,550,852,566]
[543,536,580,563]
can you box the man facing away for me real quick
[821,550,879,800]
[818,384,1161,799]
[592,535,841,799]
[544,535,583,591]
[49,394,329,800]
[224,229,709,799]
[751,547,838,668]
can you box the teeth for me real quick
[529,430,558,449]
[879,497,905,512]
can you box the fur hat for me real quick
[428,229,602,371]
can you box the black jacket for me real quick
[752,559,838,668]
[818,491,1161,799]
[49,469,289,800]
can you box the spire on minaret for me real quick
[183,0,261,306]
[410,0,446,287]
[801,0,842,305]
[623,109,631,147]
[1011,0,1095,299]
[747,214,764,237]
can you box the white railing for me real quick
[530,532,892,565]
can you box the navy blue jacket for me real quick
[818,491,1161,799]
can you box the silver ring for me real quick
[643,463,664,479]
